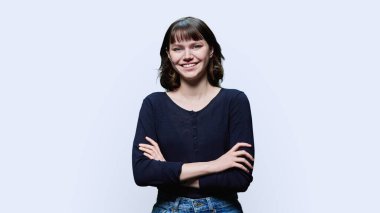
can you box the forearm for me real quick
[179,142,253,189]
[179,162,211,189]
[179,161,214,181]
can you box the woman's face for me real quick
[167,38,213,82]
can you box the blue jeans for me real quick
[152,196,243,213]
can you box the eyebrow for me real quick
[170,41,205,46]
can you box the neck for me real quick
[176,75,213,100]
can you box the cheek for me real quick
[200,54,210,65]
[169,55,181,64]
[197,51,210,61]
[169,58,182,69]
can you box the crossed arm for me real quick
[133,92,254,192]
[139,136,254,188]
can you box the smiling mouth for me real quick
[181,63,197,68]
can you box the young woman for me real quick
[132,17,255,213]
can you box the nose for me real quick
[183,49,193,61]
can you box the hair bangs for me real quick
[170,25,204,44]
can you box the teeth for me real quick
[183,63,196,68]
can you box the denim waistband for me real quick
[155,190,242,212]
[154,196,243,212]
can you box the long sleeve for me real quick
[132,97,184,187]
[199,92,254,192]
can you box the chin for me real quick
[180,73,198,80]
[180,71,207,82]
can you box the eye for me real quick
[172,47,182,51]
[193,44,203,49]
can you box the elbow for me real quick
[233,171,253,192]
[133,173,149,187]
[132,158,162,187]
[132,168,145,186]
[133,168,157,187]
[132,159,150,187]
[132,157,183,187]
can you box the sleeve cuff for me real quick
[160,161,184,184]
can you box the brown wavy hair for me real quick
[159,17,225,91]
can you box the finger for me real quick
[139,146,155,156]
[235,157,253,169]
[139,144,159,156]
[143,152,154,160]
[145,137,164,154]
[145,136,159,147]
[233,150,253,159]
[140,143,163,161]
[138,146,153,155]
[140,144,161,156]
[138,145,153,151]
[234,150,254,161]
[139,144,155,149]
[231,142,252,152]
[233,162,249,173]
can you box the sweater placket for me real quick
[190,111,198,153]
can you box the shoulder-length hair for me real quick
[159,17,225,91]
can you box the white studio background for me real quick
[0,0,379,212]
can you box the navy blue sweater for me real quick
[132,88,254,199]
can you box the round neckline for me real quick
[164,87,224,113]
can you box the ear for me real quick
[210,48,214,58]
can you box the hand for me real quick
[210,142,254,173]
[139,136,166,162]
